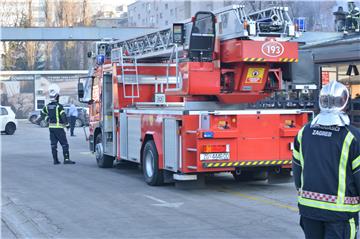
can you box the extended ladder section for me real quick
[108,5,297,61]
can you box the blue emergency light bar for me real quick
[96,55,105,65]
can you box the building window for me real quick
[165,3,168,9]
[170,9,173,15]
[37,100,45,110]
[165,20,168,25]
[160,13,162,19]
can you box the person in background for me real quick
[292,80,359,238]
[69,103,78,137]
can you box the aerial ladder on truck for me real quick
[78,5,311,186]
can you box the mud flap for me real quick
[267,168,293,184]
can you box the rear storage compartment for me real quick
[195,111,308,172]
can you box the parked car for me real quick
[0,106,17,135]
[28,110,40,123]
[29,106,89,127]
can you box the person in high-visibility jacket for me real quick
[39,89,75,165]
[293,80,360,239]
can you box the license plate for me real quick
[200,153,230,161]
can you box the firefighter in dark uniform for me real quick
[293,80,360,238]
[39,89,76,165]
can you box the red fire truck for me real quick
[78,5,310,185]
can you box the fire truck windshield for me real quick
[82,76,93,103]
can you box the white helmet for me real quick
[311,80,350,126]
[49,89,59,102]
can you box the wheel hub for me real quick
[95,143,103,161]
[145,151,154,178]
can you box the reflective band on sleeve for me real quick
[60,110,65,115]
[293,149,300,160]
[42,106,48,114]
[297,127,305,189]
[349,218,356,239]
[352,155,360,170]
[337,132,354,204]
[298,197,360,212]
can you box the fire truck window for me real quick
[189,12,215,57]
[193,13,214,35]
[83,77,94,102]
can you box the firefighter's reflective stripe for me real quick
[352,155,360,170]
[337,132,354,204]
[297,126,305,189]
[49,105,63,128]
[42,106,48,114]
[349,218,356,239]
[299,190,360,205]
[298,197,360,212]
[49,123,64,128]
[56,105,59,127]
[60,110,65,115]
[293,149,300,160]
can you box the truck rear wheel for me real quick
[95,134,114,168]
[142,140,163,186]
[232,170,268,182]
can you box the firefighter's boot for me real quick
[52,147,60,165]
[63,151,75,164]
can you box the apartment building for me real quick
[128,1,230,28]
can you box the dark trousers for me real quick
[49,128,69,162]
[70,116,76,136]
[300,216,358,239]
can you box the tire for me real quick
[142,140,163,186]
[75,118,83,127]
[95,134,113,168]
[39,120,48,128]
[29,115,37,123]
[5,123,16,135]
[232,170,267,182]
[232,170,254,181]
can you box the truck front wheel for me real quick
[95,134,114,168]
[142,140,163,186]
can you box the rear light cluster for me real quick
[202,144,230,153]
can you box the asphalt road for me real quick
[2,121,303,239]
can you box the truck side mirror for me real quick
[78,82,84,99]
[173,23,184,44]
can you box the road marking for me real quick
[144,195,167,204]
[144,195,184,208]
[221,189,299,212]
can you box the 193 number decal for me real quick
[261,41,284,57]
